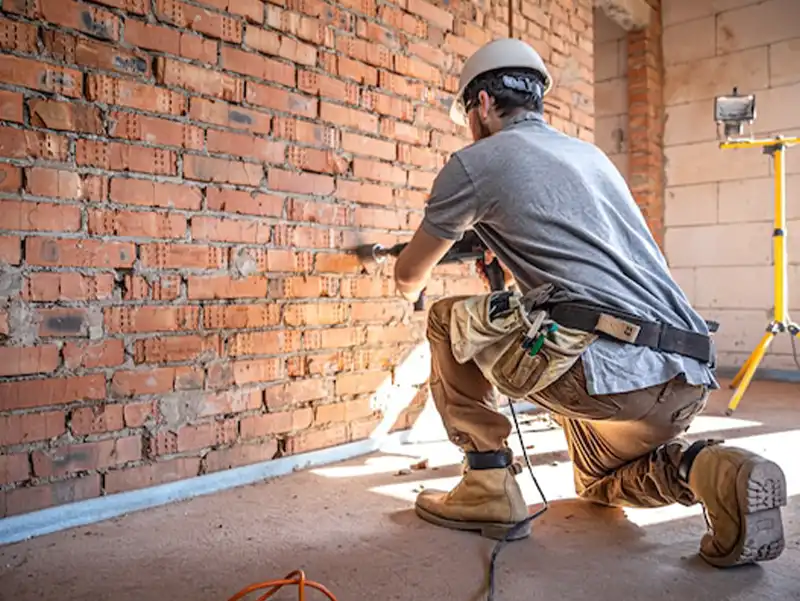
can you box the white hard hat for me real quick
[449,38,553,126]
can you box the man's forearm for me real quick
[395,275,426,302]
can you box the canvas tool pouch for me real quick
[449,285,598,399]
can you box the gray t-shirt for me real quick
[421,112,718,396]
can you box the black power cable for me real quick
[485,402,550,601]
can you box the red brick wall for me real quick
[0,0,593,518]
[626,0,664,247]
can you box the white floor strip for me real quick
[0,430,412,546]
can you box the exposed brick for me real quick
[176,419,237,452]
[110,178,203,210]
[241,408,313,439]
[124,401,156,427]
[406,0,454,30]
[26,168,101,200]
[204,440,277,473]
[0,453,30,485]
[111,367,176,397]
[77,140,178,175]
[156,57,242,102]
[155,0,243,42]
[135,334,220,364]
[105,458,200,494]
[381,119,429,145]
[0,127,69,161]
[288,146,349,175]
[0,236,21,264]
[32,437,140,478]
[64,340,125,369]
[273,117,337,147]
[287,423,348,454]
[5,475,100,517]
[88,74,187,115]
[139,243,227,269]
[298,70,359,104]
[320,102,379,133]
[0,410,65,446]
[338,56,378,85]
[266,4,332,42]
[123,19,180,53]
[14,232,91,267]
[232,357,285,385]
[0,0,592,518]
[378,71,428,100]
[41,0,120,40]
[207,130,286,163]
[0,55,82,97]
[24,273,115,301]
[75,37,151,77]
[203,303,280,329]
[88,208,186,239]
[188,275,267,299]
[246,82,318,117]
[0,345,60,377]
[36,307,89,337]
[0,375,106,412]
[0,200,81,233]
[353,159,407,185]
[190,98,272,134]
[70,404,125,436]
[221,47,296,86]
[191,215,271,243]
[0,15,37,52]
[287,198,349,226]
[0,91,22,123]
[184,155,263,186]
[109,112,203,149]
[0,164,22,192]
[207,188,284,217]
[105,305,200,334]
[268,168,335,196]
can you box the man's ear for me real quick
[478,90,492,120]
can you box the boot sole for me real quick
[414,504,531,541]
[704,457,787,568]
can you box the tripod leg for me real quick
[726,331,774,416]
[729,349,756,389]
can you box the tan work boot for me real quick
[686,442,787,567]
[415,449,530,540]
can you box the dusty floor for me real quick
[1,378,799,601]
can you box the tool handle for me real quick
[413,288,426,311]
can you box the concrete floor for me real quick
[1,378,799,601]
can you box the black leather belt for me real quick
[548,303,715,364]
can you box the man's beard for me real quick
[474,118,492,140]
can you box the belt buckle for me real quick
[595,312,641,343]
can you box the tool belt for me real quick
[547,302,716,365]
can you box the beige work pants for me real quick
[427,295,710,508]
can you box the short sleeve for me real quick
[421,153,484,241]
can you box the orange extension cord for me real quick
[226,570,338,601]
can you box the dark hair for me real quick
[462,68,545,117]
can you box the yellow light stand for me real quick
[720,135,800,415]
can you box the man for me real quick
[392,38,787,568]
